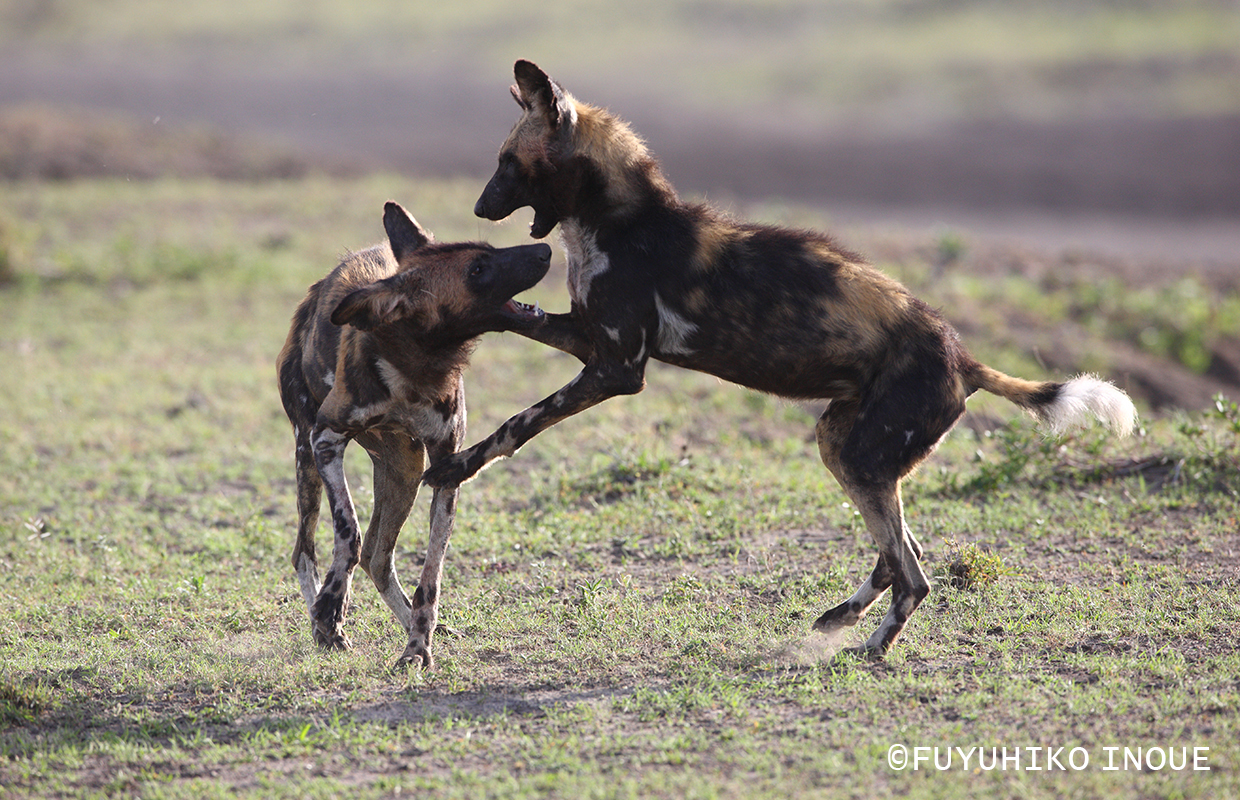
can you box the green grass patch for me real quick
[1,176,1237,798]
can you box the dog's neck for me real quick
[559,103,678,233]
[369,329,473,395]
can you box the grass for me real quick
[1,176,1238,798]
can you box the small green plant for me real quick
[933,230,967,275]
[1180,394,1240,488]
[663,572,706,604]
[0,677,52,724]
[936,538,1010,591]
[952,420,1062,494]
[553,451,678,507]
[1212,393,1240,435]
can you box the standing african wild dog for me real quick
[277,201,550,667]
[421,60,1139,658]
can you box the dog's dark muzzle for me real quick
[489,242,553,292]
[475,162,527,221]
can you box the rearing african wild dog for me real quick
[278,201,550,667]
[421,61,1138,657]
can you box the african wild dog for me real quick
[420,60,1139,658]
[277,201,550,667]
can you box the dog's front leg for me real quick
[422,358,646,488]
[517,311,595,364]
[309,425,362,651]
[396,483,458,669]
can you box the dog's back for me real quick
[277,245,394,421]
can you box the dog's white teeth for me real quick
[534,301,543,315]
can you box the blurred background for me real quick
[1,0,1237,258]
[3,0,1240,412]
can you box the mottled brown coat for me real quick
[424,61,1136,657]
[277,201,550,667]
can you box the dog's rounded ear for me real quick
[513,59,575,129]
[384,202,432,263]
[331,276,415,331]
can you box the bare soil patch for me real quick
[0,104,359,181]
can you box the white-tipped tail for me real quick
[1042,374,1137,437]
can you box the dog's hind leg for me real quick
[812,382,956,656]
[278,347,326,619]
[813,553,896,632]
[809,512,925,633]
[812,399,898,634]
[310,424,362,651]
[357,432,425,636]
[291,427,325,616]
[847,482,927,656]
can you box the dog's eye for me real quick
[470,261,487,277]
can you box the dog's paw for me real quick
[311,591,352,651]
[312,624,352,652]
[839,644,886,663]
[394,642,434,671]
[422,453,476,488]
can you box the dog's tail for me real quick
[964,363,1137,437]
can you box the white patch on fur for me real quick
[492,407,542,458]
[313,435,350,496]
[559,220,609,308]
[603,325,622,343]
[840,573,884,623]
[296,553,321,615]
[323,372,335,388]
[551,371,587,412]
[1043,374,1137,437]
[654,292,697,356]
[349,403,388,427]
[402,404,456,444]
[376,357,412,399]
[313,427,348,448]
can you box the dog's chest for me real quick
[559,220,609,309]
[389,401,457,444]
[358,358,460,442]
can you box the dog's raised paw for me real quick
[422,457,471,488]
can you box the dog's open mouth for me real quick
[502,298,545,326]
[530,208,558,239]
